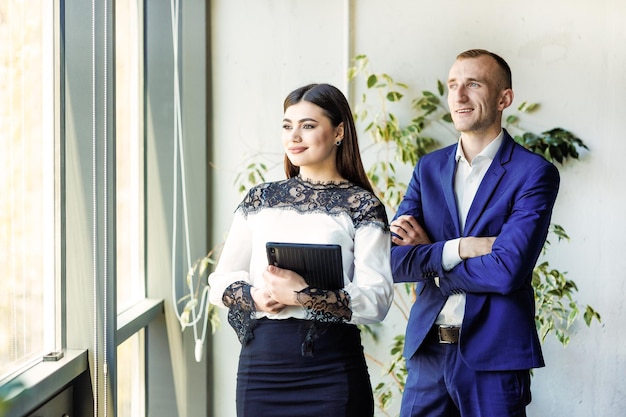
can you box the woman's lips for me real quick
[288,146,307,154]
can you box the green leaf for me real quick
[437,79,445,96]
[381,73,394,84]
[367,74,377,88]
[567,307,579,328]
[506,115,519,125]
[525,102,540,112]
[584,306,602,326]
[387,91,403,102]
[347,67,357,81]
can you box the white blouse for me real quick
[208,176,394,325]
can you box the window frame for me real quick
[0,0,210,415]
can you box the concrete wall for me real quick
[209,1,626,415]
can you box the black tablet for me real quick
[265,242,344,290]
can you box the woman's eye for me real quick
[302,124,315,129]
[282,124,292,130]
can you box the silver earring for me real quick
[336,140,342,146]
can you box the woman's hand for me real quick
[251,286,287,314]
[262,265,308,306]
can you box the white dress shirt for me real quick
[436,131,503,325]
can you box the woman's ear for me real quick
[335,122,345,140]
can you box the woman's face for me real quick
[282,101,343,179]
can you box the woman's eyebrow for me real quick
[282,117,318,123]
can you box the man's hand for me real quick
[391,215,431,246]
[262,265,308,306]
[459,236,496,259]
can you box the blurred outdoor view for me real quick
[116,0,146,415]
[1,1,144,414]
[0,1,54,380]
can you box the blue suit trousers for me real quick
[400,333,532,417]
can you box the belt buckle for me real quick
[437,325,459,344]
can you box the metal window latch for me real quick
[43,351,64,362]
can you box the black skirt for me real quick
[236,318,374,417]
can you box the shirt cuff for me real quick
[442,238,463,271]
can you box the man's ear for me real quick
[498,88,514,111]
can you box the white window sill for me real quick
[1,349,88,417]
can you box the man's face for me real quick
[446,55,512,136]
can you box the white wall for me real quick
[210,1,626,416]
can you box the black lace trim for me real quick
[222,281,257,344]
[296,287,352,322]
[237,176,388,230]
[221,282,354,356]
[296,287,351,357]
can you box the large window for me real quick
[0,0,55,380]
[0,1,208,415]
[116,0,146,415]
[117,331,145,416]
[116,0,145,314]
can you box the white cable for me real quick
[168,0,211,362]
[171,0,200,348]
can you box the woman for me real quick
[209,83,393,417]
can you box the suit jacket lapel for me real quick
[464,132,514,235]
[439,145,462,237]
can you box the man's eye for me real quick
[468,82,479,88]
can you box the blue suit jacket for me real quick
[391,131,559,371]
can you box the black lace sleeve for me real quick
[294,287,352,357]
[222,281,257,344]
[295,287,352,323]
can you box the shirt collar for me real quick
[455,130,504,163]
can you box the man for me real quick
[390,49,560,416]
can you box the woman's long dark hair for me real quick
[282,83,373,194]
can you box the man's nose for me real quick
[453,86,468,102]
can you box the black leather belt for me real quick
[434,325,461,344]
